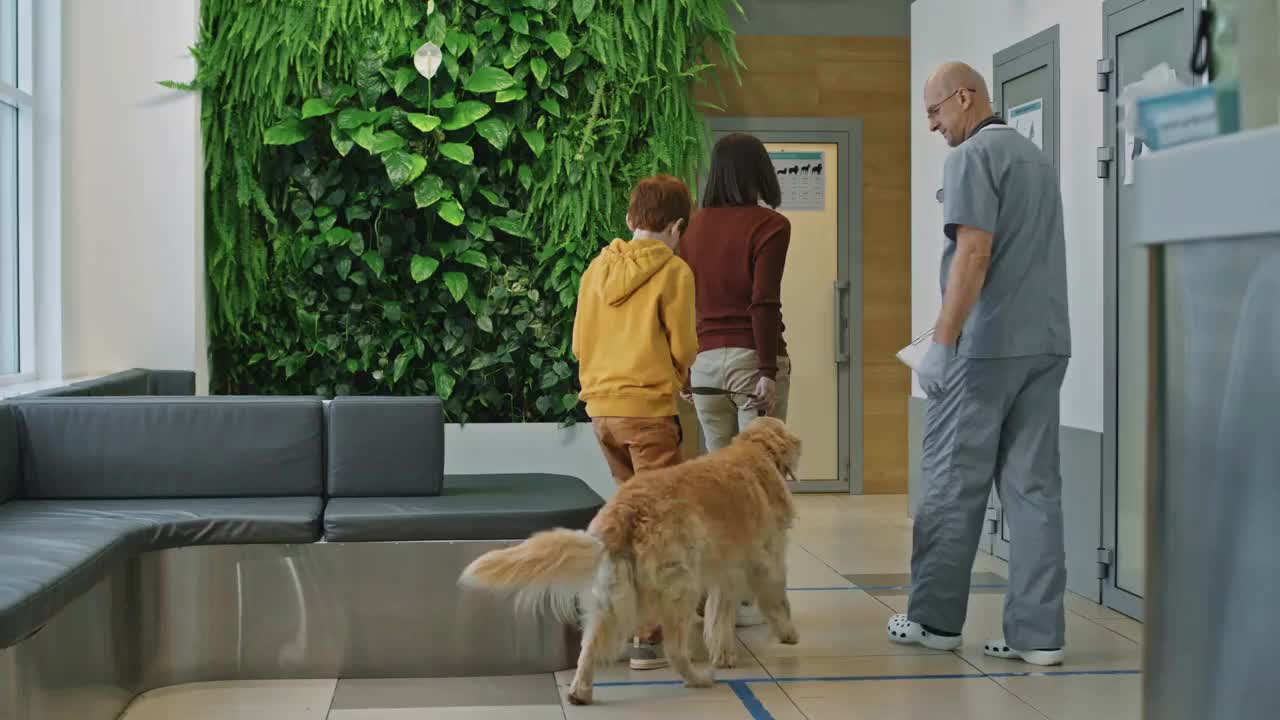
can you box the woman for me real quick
[680,133,791,627]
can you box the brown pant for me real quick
[592,416,682,645]
[591,416,683,485]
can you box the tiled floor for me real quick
[119,495,1143,720]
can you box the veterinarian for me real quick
[680,132,791,629]
[887,62,1071,666]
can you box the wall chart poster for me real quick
[769,151,826,211]
[1008,98,1044,151]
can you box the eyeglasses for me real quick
[926,88,975,119]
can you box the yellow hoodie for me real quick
[572,238,697,418]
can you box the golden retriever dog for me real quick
[459,416,801,705]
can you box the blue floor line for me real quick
[786,583,1008,592]
[727,681,775,720]
[589,668,1142,688]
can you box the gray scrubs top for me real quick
[941,124,1071,359]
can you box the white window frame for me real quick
[1,0,59,390]
[0,0,35,386]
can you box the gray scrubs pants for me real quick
[908,354,1069,650]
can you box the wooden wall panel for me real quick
[698,35,911,495]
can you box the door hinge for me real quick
[1096,547,1114,579]
[1097,146,1115,179]
[1097,59,1114,92]
[984,508,999,535]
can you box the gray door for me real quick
[705,118,863,494]
[983,27,1061,561]
[1102,0,1199,620]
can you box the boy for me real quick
[571,174,698,670]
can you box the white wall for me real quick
[911,0,1108,433]
[445,423,617,501]
[735,0,910,37]
[61,0,206,390]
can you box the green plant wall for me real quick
[182,0,741,423]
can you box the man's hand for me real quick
[917,342,955,398]
[750,376,777,413]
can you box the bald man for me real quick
[886,63,1071,666]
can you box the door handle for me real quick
[833,281,849,365]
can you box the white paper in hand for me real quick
[896,328,935,373]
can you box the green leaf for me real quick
[413,175,449,208]
[445,29,473,56]
[337,108,378,129]
[573,0,596,23]
[301,98,336,119]
[392,66,417,95]
[329,84,358,105]
[264,117,308,145]
[382,300,403,323]
[522,129,546,156]
[335,257,352,280]
[477,315,495,334]
[464,66,517,94]
[475,117,512,150]
[355,51,389,107]
[562,393,580,411]
[432,362,457,399]
[530,57,549,85]
[433,92,458,109]
[490,215,531,238]
[438,142,475,165]
[442,100,491,130]
[363,252,385,279]
[545,31,572,59]
[321,226,356,247]
[538,97,562,117]
[368,130,407,154]
[443,272,469,302]
[510,12,530,34]
[410,255,440,283]
[351,124,376,151]
[458,250,489,270]
[478,188,508,208]
[405,112,441,132]
[382,151,428,187]
[494,87,527,103]
[330,125,354,156]
[393,352,413,383]
[437,199,466,226]
[518,164,534,191]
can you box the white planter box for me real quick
[444,422,616,500]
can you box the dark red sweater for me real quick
[679,205,790,378]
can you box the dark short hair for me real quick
[702,133,781,209]
[628,175,692,232]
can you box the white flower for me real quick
[414,42,443,79]
[426,0,435,14]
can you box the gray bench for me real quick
[0,394,602,720]
[11,368,197,399]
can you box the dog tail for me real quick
[459,528,604,623]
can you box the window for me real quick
[1,0,30,380]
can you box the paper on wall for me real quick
[769,151,826,211]
[1007,98,1045,151]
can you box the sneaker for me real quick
[886,613,962,651]
[735,601,767,628]
[628,638,669,671]
[983,638,1064,666]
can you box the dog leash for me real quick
[685,386,768,417]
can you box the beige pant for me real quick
[690,348,791,452]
